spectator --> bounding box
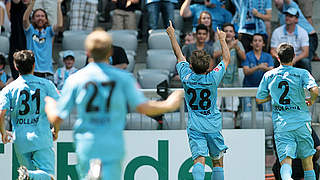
[0,0,10,33]
[0,54,13,89]
[274,0,317,72]
[69,0,98,31]
[242,33,273,112]
[33,0,57,25]
[270,7,310,72]
[111,0,139,30]
[23,0,64,81]
[197,11,215,46]
[214,23,245,128]
[54,50,78,90]
[272,127,320,180]
[182,24,214,65]
[233,0,272,53]
[180,0,232,33]
[145,0,177,30]
[9,0,28,80]
[109,45,129,69]
[183,32,195,45]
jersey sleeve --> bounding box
[176,61,192,80]
[242,53,250,67]
[266,53,274,67]
[208,60,226,84]
[0,87,10,110]
[123,74,147,111]
[256,74,270,100]
[56,78,76,119]
[47,80,60,100]
[302,70,318,90]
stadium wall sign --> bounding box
[0,129,265,180]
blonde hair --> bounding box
[85,28,112,62]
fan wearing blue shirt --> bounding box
[45,29,184,180]
[167,20,230,180]
[0,50,60,180]
[242,33,273,111]
[256,43,319,180]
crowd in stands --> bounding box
[0,0,318,111]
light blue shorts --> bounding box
[14,146,55,175]
[187,128,228,160]
[274,123,316,163]
[77,157,122,180]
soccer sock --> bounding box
[28,170,52,180]
[304,170,316,180]
[192,162,205,180]
[211,167,224,180]
[280,163,292,180]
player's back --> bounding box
[264,65,316,132]
[60,62,146,161]
[178,61,226,133]
[0,74,59,153]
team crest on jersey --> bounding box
[213,65,222,72]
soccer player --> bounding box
[0,50,60,180]
[256,43,319,180]
[167,20,230,180]
[44,29,184,180]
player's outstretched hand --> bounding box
[216,27,226,41]
[51,128,58,141]
[305,97,314,106]
[1,130,12,144]
[166,20,175,38]
[166,90,184,111]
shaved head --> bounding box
[85,29,112,62]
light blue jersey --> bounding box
[177,61,226,133]
[24,24,55,74]
[256,65,317,132]
[56,62,147,163]
[0,75,59,153]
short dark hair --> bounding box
[222,23,235,32]
[13,50,35,75]
[196,24,208,33]
[277,43,295,64]
[0,54,5,66]
[252,33,266,43]
[190,50,211,74]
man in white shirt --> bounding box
[270,7,310,72]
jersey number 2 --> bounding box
[278,81,290,105]
[85,81,116,112]
[19,89,40,115]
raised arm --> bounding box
[136,90,184,116]
[216,28,230,69]
[180,0,192,18]
[23,0,35,30]
[53,0,64,32]
[167,20,186,63]
[252,9,272,21]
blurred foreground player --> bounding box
[0,50,60,180]
[45,29,184,180]
[256,43,319,180]
[167,20,230,180]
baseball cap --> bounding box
[63,50,75,59]
[284,7,299,17]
